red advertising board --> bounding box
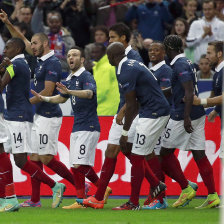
[12,116,222,196]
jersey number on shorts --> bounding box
[39,134,48,144]
[13,133,22,143]
[80,145,86,155]
[136,134,146,145]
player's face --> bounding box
[203,2,215,20]
[67,49,83,72]
[174,20,185,36]
[109,31,122,44]
[206,45,218,67]
[95,30,108,43]
[199,58,211,73]
[3,41,17,59]
[148,43,165,64]
[31,36,45,57]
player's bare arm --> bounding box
[162,86,172,98]
[120,90,138,154]
[31,89,67,104]
[30,81,56,104]
[56,82,93,99]
[182,81,194,133]
[0,9,32,55]
[192,95,223,107]
[0,58,13,92]
[116,104,126,125]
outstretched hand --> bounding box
[31,89,44,101]
[56,82,69,95]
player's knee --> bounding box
[73,164,80,169]
[14,154,27,169]
[0,143,4,154]
[192,150,206,161]
[40,155,54,165]
[105,145,120,158]
[160,147,174,157]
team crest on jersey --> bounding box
[76,81,79,86]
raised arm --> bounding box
[0,9,33,55]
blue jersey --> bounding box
[0,94,4,113]
[33,51,62,118]
[61,68,100,133]
[117,57,170,118]
[170,54,205,121]
[212,63,223,117]
[117,46,143,113]
[151,61,172,106]
[4,54,33,122]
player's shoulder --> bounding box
[160,64,172,72]
[81,70,95,82]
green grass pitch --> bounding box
[0,198,219,224]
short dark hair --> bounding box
[93,25,109,39]
[150,41,165,51]
[33,33,49,44]
[163,35,183,53]
[93,43,106,53]
[9,37,26,53]
[200,54,208,60]
[208,41,224,55]
[109,23,131,43]
[203,0,216,8]
[69,46,85,58]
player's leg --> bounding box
[37,116,75,187]
[63,131,100,209]
[113,116,169,210]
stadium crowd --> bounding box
[0,0,223,212]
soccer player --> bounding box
[142,41,173,210]
[0,10,78,207]
[31,47,109,209]
[78,42,169,210]
[0,62,19,212]
[160,35,220,208]
[206,41,223,122]
[0,38,65,210]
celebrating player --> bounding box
[160,35,220,208]
[0,38,65,210]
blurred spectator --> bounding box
[91,0,128,28]
[197,54,214,79]
[181,0,198,25]
[215,0,224,21]
[186,0,224,64]
[10,3,32,24]
[31,5,75,72]
[91,43,119,115]
[171,17,194,62]
[84,25,109,71]
[168,0,183,19]
[60,0,91,48]
[125,0,173,41]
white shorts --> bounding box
[69,131,100,167]
[31,114,62,155]
[0,114,8,143]
[132,115,170,156]
[108,115,138,145]
[4,120,32,154]
[161,116,206,151]
[153,129,165,156]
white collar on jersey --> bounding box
[170,53,185,65]
[215,61,224,72]
[11,54,25,62]
[125,45,132,55]
[66,67,85,81]
[117,56,128,75]
[150,60,166,71]
[38,50,54,61]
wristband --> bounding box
[200,98,207,106]
[122,129,128,136]
[42,96,50,102]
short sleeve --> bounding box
[175,63,193,83]
[159,68,172,88]
[45,60,62,83]
[82,75,96,94]
[119,69,136,94]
